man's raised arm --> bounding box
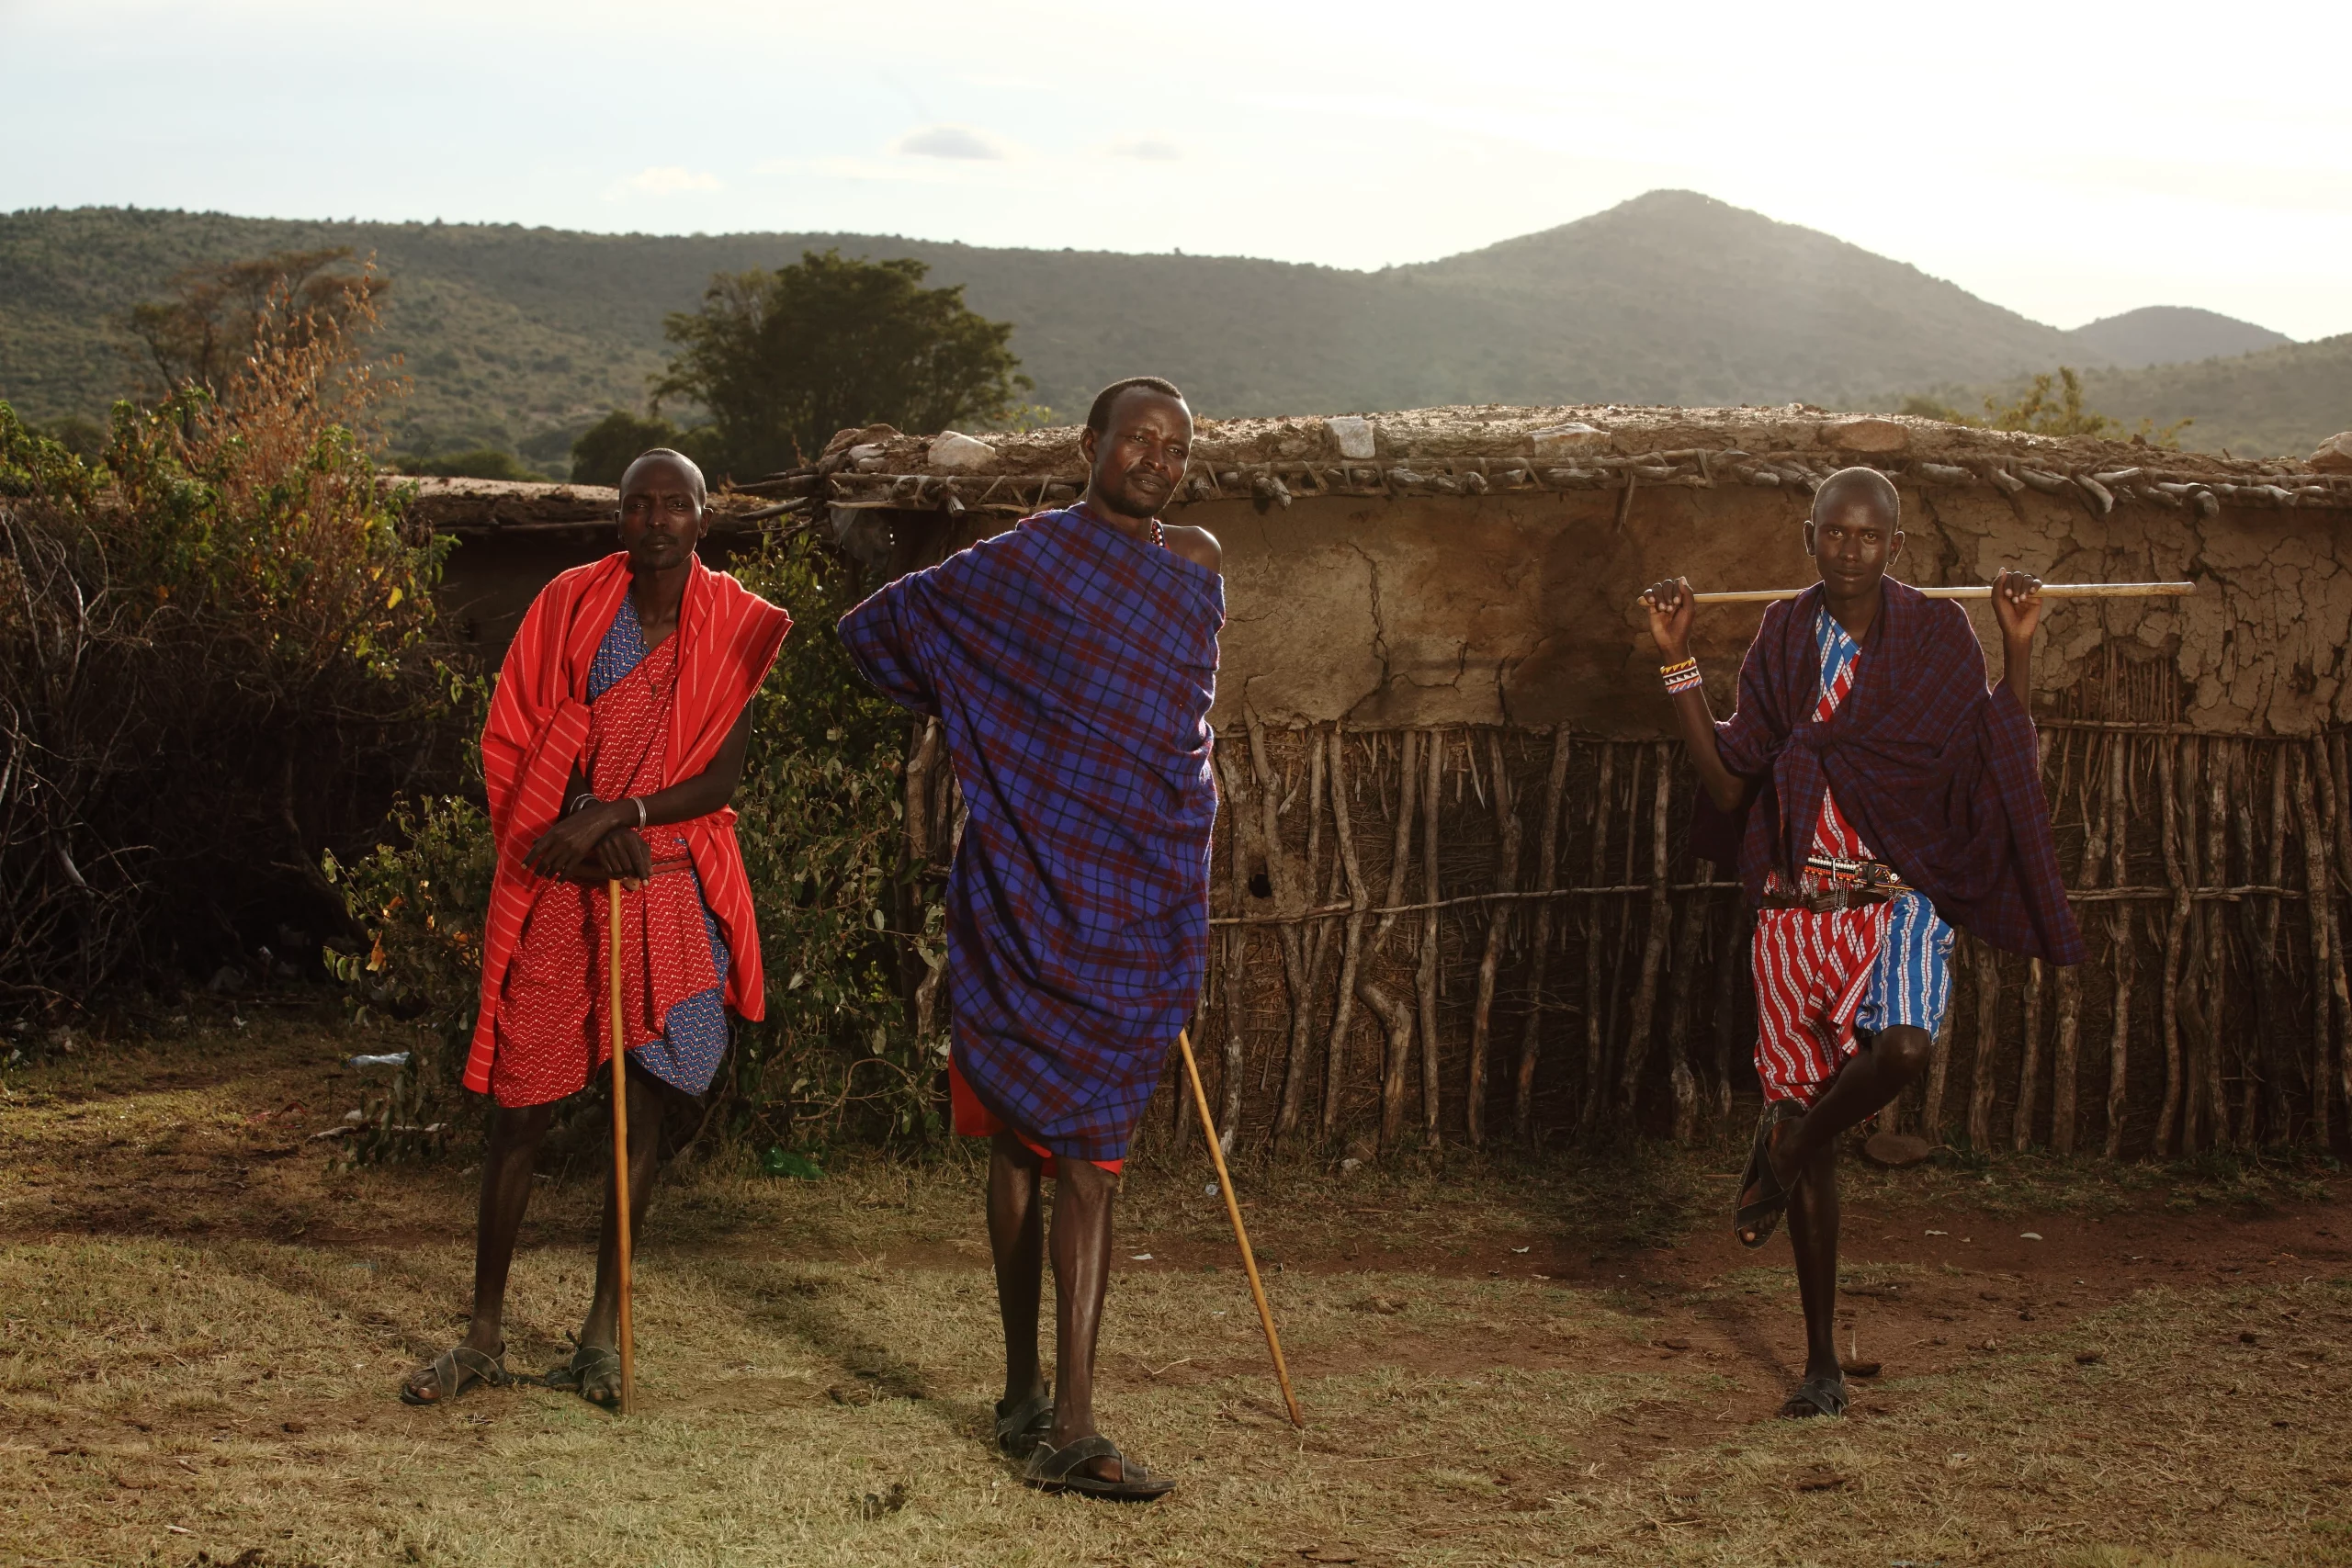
[1639,576,1752,815]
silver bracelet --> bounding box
[569,792,599,817]
[630,796,647,829]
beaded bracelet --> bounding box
[1661,657,1704,695]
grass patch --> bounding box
[2,1011,2348,1566]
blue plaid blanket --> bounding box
[838,506,1224,1161]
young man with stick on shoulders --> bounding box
[401,449,791,1410]
[1639,466,2085,1419]
[838,378,1222,1500]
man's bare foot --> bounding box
[1779,1368,1849,1419]
[548,1341,624,1409]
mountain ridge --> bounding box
[0,193,2327,464]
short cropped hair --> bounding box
[1086,377,1187,434]
[1812,466,1899,525]
[622,447,707,505]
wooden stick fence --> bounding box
[1153,716,2352,1163]
[894,665,2352,1163]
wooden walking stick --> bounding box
[606,880,637,1417]
[1643,581,2196,606]
[1176,1028,1304,1428]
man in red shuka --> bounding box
[401,449,790,1410]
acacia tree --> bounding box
[127,247,390,405]
[652,250,1030,479]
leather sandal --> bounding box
[1023,1434,1176,1501]
[399,1343,509,1406]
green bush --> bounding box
[332,528,945,1156]
[726,529,944,1150]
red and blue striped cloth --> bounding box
[1753,609,1956,1104]
[839,505,1224,1163]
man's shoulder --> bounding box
[536,553,624,602]
[1163,523,1221,574]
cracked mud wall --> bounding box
[1193,487,2352,734]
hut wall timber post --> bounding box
[679,407,2352,1162]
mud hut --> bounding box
[425,407,2352,1162]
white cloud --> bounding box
[1109,137,1182,162]
[609,165,722,198]
[894,124,1009,161]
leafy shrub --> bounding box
[725,529,944,1150]
[1899,367,2191,447]
[0,277,460,1013]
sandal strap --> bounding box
[1789,1376,1848,1416]
[1028,1433,1122,1483]
[409,1342,506,1403]
[996,1392,1054,1445]
[541,1344,620,1391]
[996,1391,1052,1430]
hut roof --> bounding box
[389,475,777,535]
[742,405,2352,524]
[397,406,2352,532]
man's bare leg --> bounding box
[1783,1139,1843,1384]
[1759,1026,1933,1410]
[1048,1157,1120,1478]
[576,1060,670,1390]
[401,1100,555,1400]
[987,1132,1048,1411]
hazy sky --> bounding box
[6,0,2347,339]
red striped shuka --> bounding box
[463,552,791,1102]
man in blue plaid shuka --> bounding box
[838,377,1221,1501]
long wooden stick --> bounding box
[1175,1028,1304,1428]
[1651,581,2195,605]
[606,881,636,1418]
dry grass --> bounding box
[3,1009,2350,1567]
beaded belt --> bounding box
[1760,853,1908,912]
[1803,852,1907,891]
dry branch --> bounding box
[1967,939,2001,1150]
[1577,744,1618,1134]
[2292,749,2337,1145]
[1321,723,1370,1138]
[2104,732,2135,1159]
[1617,741,1674,1113]
[2155,737,2188,1154]
[1416,730,1443,1150]
[1464,730,1519,1146]
[1374,730,1419,1148]
[1514,727,1571,1142]
[2014,957,2045,1150]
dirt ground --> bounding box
[4,1008,2349,1568]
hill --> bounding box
[2064,306,2291,369]
[0,193,2332,467]
[2072,335,2352,458]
